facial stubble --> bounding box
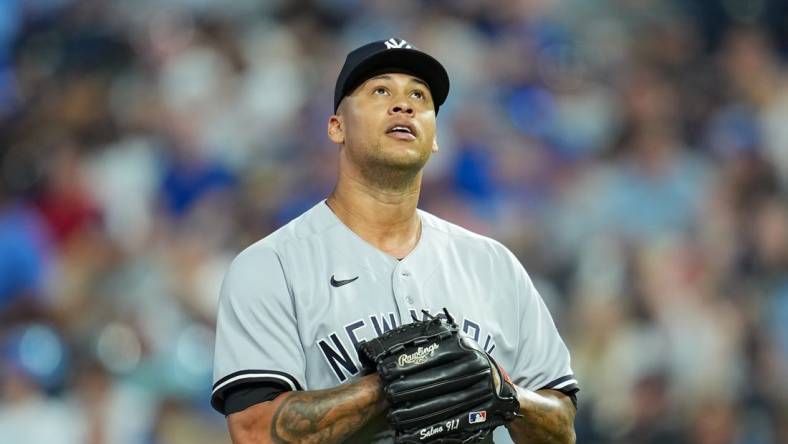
[352,140,430,191]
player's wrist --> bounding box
[509,381,526,411]
[358,373,389,410]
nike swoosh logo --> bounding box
[330,275,358,288]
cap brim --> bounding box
[338,48,449,112]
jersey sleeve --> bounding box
[211,245,306,415]
[508,255,579,398]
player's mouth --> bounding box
[386,123,417,141]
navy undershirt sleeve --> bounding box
[223,383,286,416]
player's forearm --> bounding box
[506,388,576,444]
[263,373,386,444]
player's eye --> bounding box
[373,87,389,96]
[411,90,425,100]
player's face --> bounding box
[330,73,438,175]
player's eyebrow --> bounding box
[367,74,430,90]
[410,77,429,90]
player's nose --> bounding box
[389,99,414,116]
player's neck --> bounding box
[327,174,422,259]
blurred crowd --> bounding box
[1,0,787,443]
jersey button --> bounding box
[401,270,411,277]
[405,296,414,304]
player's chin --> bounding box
[381,138,429,156]
[374,151,430,172]
[383,145,430,166]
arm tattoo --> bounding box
[508,389,576,444]
[271,378,384,444]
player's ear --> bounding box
[327,114,344,144]
[432,135,439,153]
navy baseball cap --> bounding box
[334,38,450,114]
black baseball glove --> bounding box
[357,309,521,443]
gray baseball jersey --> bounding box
[211,200,577,443]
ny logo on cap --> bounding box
[384,38,413,49]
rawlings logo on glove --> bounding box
[398,343,440,367]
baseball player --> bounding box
[211,38,578,443]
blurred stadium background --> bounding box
[1,0,787,443]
